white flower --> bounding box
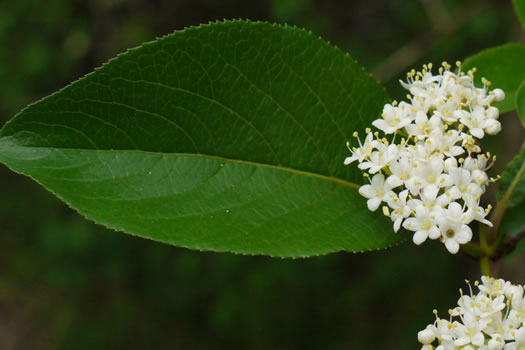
[358,174,395,211]
[419,278,525,349]
[447,167,482,200]
[358,142,398,174]
[405,156,451,195]
[454,311,486,347]
[388,189,411,232]
[458,108,487,139]
[426,129,465,157]
[405,112,443,138]
[479,276,511,297]
[488,334,504,350]
[472,169,490,188]
[460,133,482,153]
[372,103,412,134]
[437,202,473,254]
[344,132,377,165]
[503,327,525,350]
[344,61,503,253]
[464,200,492,227]
[402,205,441,245]
[463,154,491,172]
[387,157,414,187]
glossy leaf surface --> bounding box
[463,43,525,113]
[0,21,402,257]
[500,144,525,208]
[517,80,525,127]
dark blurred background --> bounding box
[0,0,524,349]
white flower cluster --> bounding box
[344,62,505,254]
[418,277,525,350]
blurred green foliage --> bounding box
[0,0,522,349]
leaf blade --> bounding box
[499,143,525,208]
[0,20,402,257]
[517,80,525,127]
[0,138,400,257]
[462,43,525,113]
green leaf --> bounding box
[0,20,402,257]
[514,0,525,29]
[517,80,525,127]
[462,43,525,113]
[499,143,525,208]
[500,202,525,235]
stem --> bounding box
[479,223,489,251]
[512,227,525,243]
[461,242,485,259]
[480,256,491,276]
[478,224,493,276]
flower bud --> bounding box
[485,119,501,135]
[417,327,435,344]
[486,106,499,120]
[492,88,505,102]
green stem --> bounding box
[461,242,485,260]
[480,256,491,276]
[478,224,493,276]
[479,223,489,251]
[461,242,485,258]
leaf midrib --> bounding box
[0,141,361,189]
